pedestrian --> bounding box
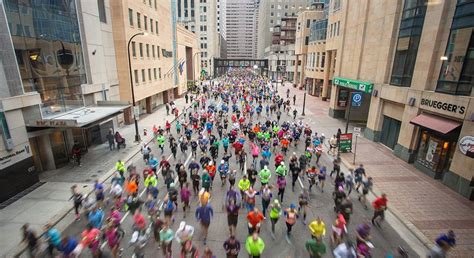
[180,182,191,217]
[166,103,170,115]
[277,175,287,202]
[21,224,38,258]
[309,216,326,240]
[87,206,104,229]
[244,187,257,212]
[185,93,189,103]
[70,185,83,221]
[358,176,373,209]
[293,108,297,120]
[104,223,121,258]
[293,94,296,105]
[106,128,115,150]
[195,202,214,245]
[371,193,388,227]
[284,203,298,237]
[333,240,357,258]
[305,236,327,258]
[247,207,265,235]
[225,186,241,236]
[245,232,265,258]
[260,184,272,218]
[180,240,199,257]
[298,189,309,224]
[174,221,195,247]
[44,223,61,256]
[345,170,354,195]
[269,199,281,237]
[159,222,174,257]
[354,164,366,192]
[223,234,241,258]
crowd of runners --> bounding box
[20,69,456,258]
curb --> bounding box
[12,94,201,257]
[338,154,434,251]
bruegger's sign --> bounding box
[420,98,466,115]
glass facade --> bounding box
[416,130,456,174]
[4,0,86,117]
[390,0,427,87]
[436,0,474,96]
[309,19,327,42]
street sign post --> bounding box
[353,133,359,164]
[345,92,363,133]
[339,133,353,153]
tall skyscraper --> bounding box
[257,0,314,59]
[176,0,221,76]
[221,0,259,59]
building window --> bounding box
[305,36,309,45]
[146,44,149,57]
[156,21,159,34]
[306,19,310,28]
[321,53,325,68]
[137,12,141,28]
[178,0,181,17]
[152,45,155,58]
[128,9,133,26]
[134,70,139,83]
[144,16,147,30]
[154,68,157,79]
[390,0,427,87]
[157,46,160,58]
[149,0,152,6]
[98,0,106,23]
[154,0,157,9]
[132,41,136,57]
[148,69,152,81]
[436,0,474,96]
[139,43,143,57]
[142,69,146,82]
[150,18,153,32]
[159,68,162,79]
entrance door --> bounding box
[380,116,401,149]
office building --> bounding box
[327,0,474,199]
[294,4,327,95]
[110,0,199,124]
[221,0,259,59]
[0,0,127,202]
[176,0,221,77]
[257,0,314,59]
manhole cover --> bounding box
[84,179,92,182]
[97,170,103,173]
[91,175,97,178]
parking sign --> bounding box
[351,92,362,107]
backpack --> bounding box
[164,200,174,212]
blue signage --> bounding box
[351,92,362,107]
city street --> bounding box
[56,80,417,258]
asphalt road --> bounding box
[57,92,416,258]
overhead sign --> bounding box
[29,119,78,127]
[339,133,353,153]
[351,92,362,107]
[333,77,373,94]
[459,136,474,157]
[354,127,361,133]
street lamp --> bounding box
[302,83,307,116]
[192,51,202,90]
[127,32,147,142]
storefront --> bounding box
[331,77,373,121]
[410,113,461,179]
[27,106,127,172]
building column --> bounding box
[299,54,306,89]
[37,134,56,171]
[293,55,299,86]
[322,50,332,100]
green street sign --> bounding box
[333,77,373,94]
[339,133,353,153]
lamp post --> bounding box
[127,32,147,142]
[302,83,307,116]
[276,51,280,93]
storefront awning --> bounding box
[27,106,129,128]
[333,77,373,94]
[410,113,461,134]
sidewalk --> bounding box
[0,93,193,257]
[284,82,474,257]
